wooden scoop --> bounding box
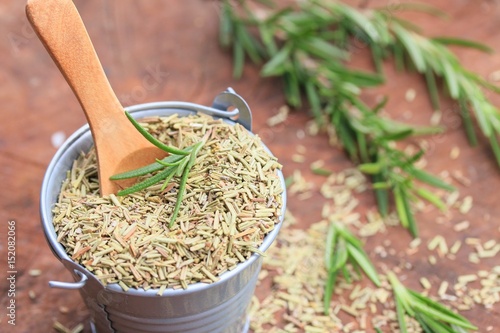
[26,0,166,195]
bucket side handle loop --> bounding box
[49,269,87,289]
[212,87,253,132]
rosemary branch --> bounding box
[388,272,478,333]
[324,222,380,313]
[218,1,483,330]
[110,112,205,227]
[215,0,500,237]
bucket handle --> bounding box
[211,87,252,132]
[49,269,87,289]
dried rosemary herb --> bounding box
[52,113,283,291]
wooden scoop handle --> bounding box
[26,0,124,134]
[27,0,165,195]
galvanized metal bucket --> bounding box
[40,89,286,333]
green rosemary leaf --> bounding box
[393,26,426,72]
[283,70,301,107]
[385,2,447,18]
[323,269,338,314]
[458,95,478,146]
[411,301,477,330]
[393,41,406,71]
[235,23,263,64]
[372,181,390,190]
[403,149,425,167]
[396,2,449,18]
[323,64,384,87]
[258,23,278,55]
[328,3,379,41]
[432,37,493,53]
[175,156,189,177]
[116,166,176,196]
[261,45,291,76]
[465,88,487,129]
[425,67,441,111]
[463,71,500,93]
[324,222,337,270]
[169,173,187,227]
[414,187,446,211]
[416,313,454,333]
[415,313,435,333]
[373,177,389,217]
[219,1,233,47]
[298,37,348,61]
[400,185,418,237]
[332,111,358,161]
[311,167,332,176]
[376,128,414,142]
[389,16,423,34]
[407,167,456,191]
[110,154,185,180]
[356,132,369,163]
[488,133,500,168]
[305,80,323,124]
[389,272,477,332]
[160,166,178,191]
[442,60,460,99]
[387,272,413,315]
[323,222,380,312]
[345,243,381,286]
[341,264,351,284]
[373,96,388,114]
[394,185,410,229]
[169,142,203,227]
[395,293,409,333]
[333,238,349,273]
[371,44,384,74]
[408,290,474,325]
[124,112,190,156]
[374,328,383,333]
[233,38,245,78]
[451,324,471,333]
[336,225,362,249]
[358,162,383,174]
[155,158,183,167]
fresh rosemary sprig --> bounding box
[326,1,500,163]
[110,112,204,227]
[218,2,485,330]
[388,272,478,333]
[216,0,500,236]
[324,222,380,313]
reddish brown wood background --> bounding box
[0,0,499,332]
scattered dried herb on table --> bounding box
[52,113,284,292]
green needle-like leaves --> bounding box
[218,0,464,238]
[323,222,381,314]
[388,272,478,332]
[110,112,204,227]
[125,112,190,156]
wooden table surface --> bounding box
[1,0,499,332]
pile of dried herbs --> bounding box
[52,113,284,292]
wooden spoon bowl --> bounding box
[26,0,166,195]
